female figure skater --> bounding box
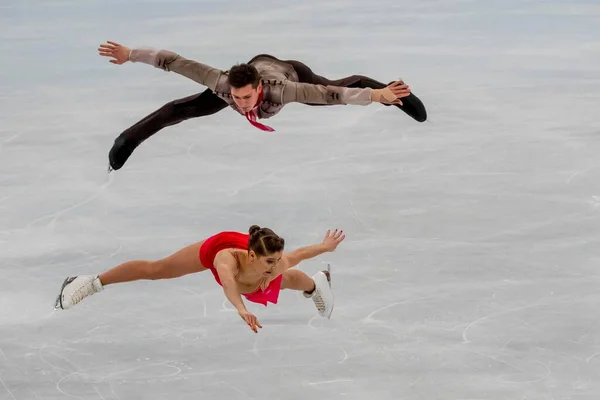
[54,226,344,333]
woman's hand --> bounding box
[238,310,262,333]
[322,229,346,252]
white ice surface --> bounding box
[2,0,600,399]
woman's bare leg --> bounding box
[281,269,316,292]
[55,241,208,310]
[100,241,207,286]
[281,268,334,318]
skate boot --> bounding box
[303,264,334,319]
[54,275,104,310]
[108,135,138,172]
[383,80,427,122]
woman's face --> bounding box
[250,250,283,277]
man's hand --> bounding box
[371,80,412,105]
[98,41,131,65]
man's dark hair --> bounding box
[227,63,260,89]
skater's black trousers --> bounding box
[279,57,427,122]
[108,55,427,170]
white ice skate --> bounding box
[54,275,104,310]
[304,264,334,319]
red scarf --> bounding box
[244,88,275,132]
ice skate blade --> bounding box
[53,276,74,310]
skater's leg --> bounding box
[281,269,315,292]
[282,58,384,88]
[55,241,208,310]
[109,89,229,170]
[99,241,207,286]
[284,59,427,122]
[281,268,334,318]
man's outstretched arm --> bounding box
[98,41,223,92]
[280,80,411,106]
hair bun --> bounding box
[248,225,261,236]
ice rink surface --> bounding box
[2,0,600,398]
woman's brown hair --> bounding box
[248,225,285,256]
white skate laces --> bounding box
[304,264,334,319]
[54,275,104,310]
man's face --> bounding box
[231,83,262,113]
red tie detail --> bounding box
[243,88,275,132]
[245,110,275,132]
